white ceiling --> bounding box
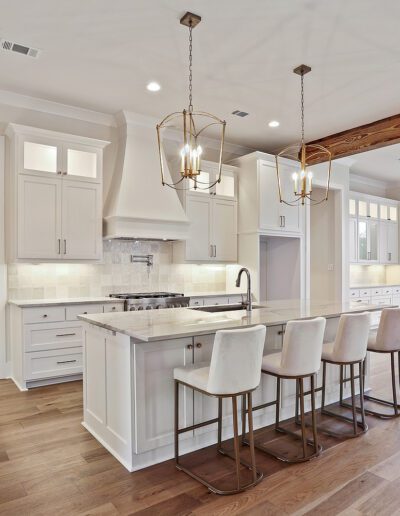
[349,144,400,183]
[1,0,400,152]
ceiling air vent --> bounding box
[1,39,40,58]
[232,110,249,117]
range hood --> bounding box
[103,111,189,240]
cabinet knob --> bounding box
[196,342,202,348]
[187,344,194,350]
[42,314,48,318]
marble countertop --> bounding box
[185,291,246,298]
[8,297,125,307]
[350,284,400,289]
[78,299,391,342]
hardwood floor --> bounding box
[0,354,399,515]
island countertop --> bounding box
[78,299,391,342]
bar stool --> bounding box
[243,317,326,463]
[319,312,370,438]
[174,325,266,495]
[362,307,400,418]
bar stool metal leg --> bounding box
[175,380,263,495]
[320,360,368,438]
[353,351,400,419]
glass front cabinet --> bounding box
[349,193,399,264]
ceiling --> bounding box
[349,143,400,183]
[1,0,400,152]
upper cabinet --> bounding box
[173,161,238,262]
[349,192,399,265]
[233,152,304,236]
[6,124,109,263]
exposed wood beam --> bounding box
[307,113,400,163]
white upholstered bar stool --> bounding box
[244,317,326,463]
[319,312,370,438]
[174,325,266,495]
[362,308,400,418]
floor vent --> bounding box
[232,110,249,117]
[1,39,40,58]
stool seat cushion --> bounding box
[261,352,283,376]
[174,362,210,392]
[321,342,335,361]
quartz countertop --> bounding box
[350,284,400,289]
[8,297,125,307]
[78,299,392,343]
[185,291,246,298]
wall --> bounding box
[8,240,229,300]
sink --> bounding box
[190,304,263,313]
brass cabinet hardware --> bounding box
[57,238,61,254]
[64,239,67,255]
[57,359,77,364]
[56,333,76,337]
[187,344,194,350]
[196,342,202,348]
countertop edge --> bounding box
[8,298,125,307]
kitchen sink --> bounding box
[190,304,263,313]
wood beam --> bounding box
[307,113,400,163]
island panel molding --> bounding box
[308,113,400,163]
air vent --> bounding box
[232,110,249,117]
[1,39,40,58]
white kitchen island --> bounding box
[78,300,389,472]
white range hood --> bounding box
[104,111,189,240]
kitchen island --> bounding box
[78,300,389,472]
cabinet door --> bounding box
[185,195,212,261]
[61,180,102,260]
[278,164,301,233]
[349,218,358,263]
[134,338,193,453]
[17,175,62,259]
[212,199,237,261]
[368,220,379,262]
[21,137,62,176]
[63,143,101,183]
[387,223,398,263]
[358,219,368,261]
[379,222,389,264]
[258,161,280,231]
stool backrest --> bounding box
[281,317,326,376]
[332,312,370,362]
[207,325,266,395]
[375,307,400,351]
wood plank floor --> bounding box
[0,353,399,515]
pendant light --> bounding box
[156,12,226,191]
[275,65,332,206]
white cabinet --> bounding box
[17,175,62,259]
[62,180,102,260]
[6,124,109,262]
[380,222,399,264]
[175,193,237,262]
[349,192,399,265]
[188,161,237,200]
[258,160,302,234]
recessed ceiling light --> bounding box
[268,120,280,128]
[147,82,161,92]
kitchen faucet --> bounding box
[235,268,252,311]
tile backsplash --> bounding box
[8,240,229,300]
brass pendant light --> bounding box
[156,12,226,191]
[275,65,332,206]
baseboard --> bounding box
[9,376,27,391]
[26,374,82,389]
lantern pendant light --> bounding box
[156,12,226,191]
[275,65,332,206]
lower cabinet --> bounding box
[9,301,123,389]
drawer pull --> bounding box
[277,330,285,335]
[196,342,202,348]
[42,314,48,318]
[56,333,77,337]
[187,344,194,350]
[56,359,77,365]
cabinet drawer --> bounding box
[351,297,370,305]
[204,296,229,306]
[372,296,391,306]
[349,289,360,298]
[66,304,103,321]
[360,289,372,298]
[189,298,204,307]
[24,323,82,352]
[228,295,244,304]
[23,306,66,324]
[371,288,383,296]
[382,287,393,295]
[103,303,124,313]
[24,347,82,381]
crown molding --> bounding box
[0,89,116,127]
[350,172,389,189]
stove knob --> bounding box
[137,306,144,311]
[146,305,152,310]
[129,307,136,311]
[156,305,162,309]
